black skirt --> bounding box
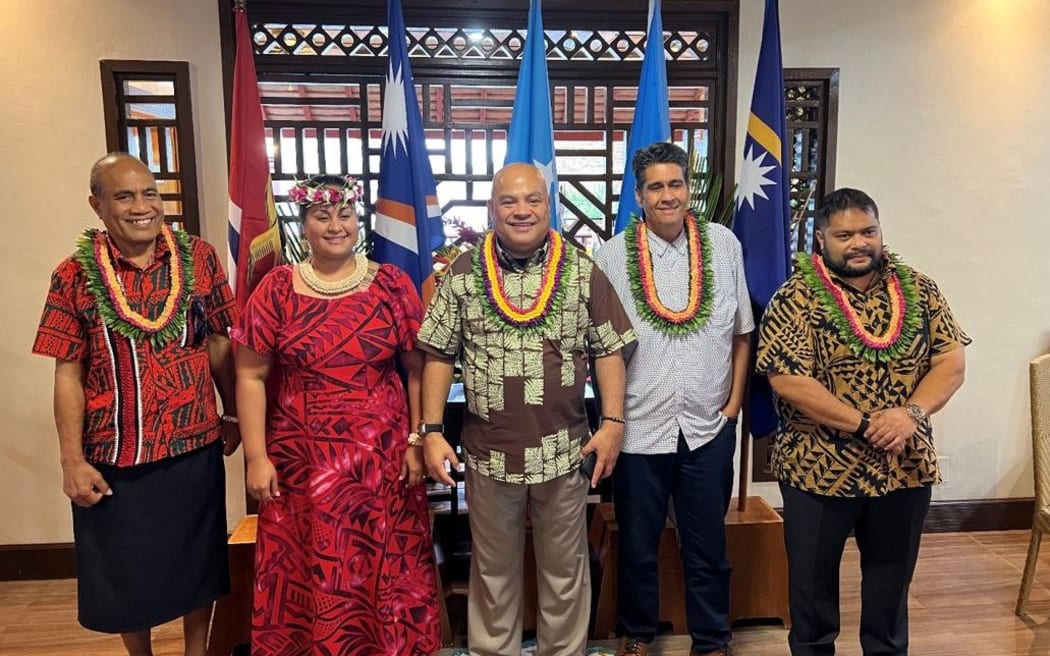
[72,441,230,633]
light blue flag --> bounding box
[614,0,670,234]
[505,0,560,229]
[732,0,791,437]
[374,0,445,305]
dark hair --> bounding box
[632,142,688,191]
[815,187,879,230]
[89,152,140,196]
[297,173,357,221]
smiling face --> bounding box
[302,198,359,263]
[636,161,689,240]
[88,156,165,256]
[816,207,884,279]
[488,163,550,258]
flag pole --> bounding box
[737,372,753,512]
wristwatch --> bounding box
[418,421,445,435]
[904,403,928,423]
[852,413,870,439]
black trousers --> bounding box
[613,422,736,652]
[780,482,932,656]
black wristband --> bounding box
[852,414,870,439]
[418,422,445,435]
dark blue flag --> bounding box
[733,0,791,437]
[374,0,445,305]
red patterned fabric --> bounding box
[32,233,237,466]
[235,264,439,656]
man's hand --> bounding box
[62,460,111,507]
[221,421,241,456]
[423,434,460,487]
[865,407,918,454]
[401,446,426,487]
[581,423,624,488]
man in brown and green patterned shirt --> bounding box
[418,163,636,656]
[756,188,969,656]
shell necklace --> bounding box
[297,254,369,296]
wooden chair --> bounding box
[1017,353,1050,615]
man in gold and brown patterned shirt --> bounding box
[418,163,636,656]
[756,188,969,656]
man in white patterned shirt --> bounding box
[594,142,753,656]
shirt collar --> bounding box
[494,233,550,272]
[644,223,688,258]
[104,230,172,269]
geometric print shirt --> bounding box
[32,232,237,467]
[416,234,637,484]
[755,258,970,497]
[594,222,754,454]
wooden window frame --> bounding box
[100,60,202,236]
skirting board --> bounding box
[0,497,1036,581]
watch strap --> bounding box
[418,421,445,435]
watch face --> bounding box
[906,405,924,421]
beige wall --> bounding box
[1,0,243,544]
[2,0,1049,544]
[739,0,1050,506]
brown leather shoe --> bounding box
[616,636,650,656]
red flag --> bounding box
[227,6,280,308]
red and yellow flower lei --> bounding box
[796,251,921,362]
[474,230,569,333]
[75,225,195,347]
[624,213,714,336]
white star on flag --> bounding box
[533,158,555,188]
[381,65,409,154]
[735,145,778,211]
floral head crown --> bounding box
[287,175,364,208]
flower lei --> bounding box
[74,225,195,347]
[796,251,922,362]
[287,175,364,207]
[624,213,714,336]
[473,230,571,334]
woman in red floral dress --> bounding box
[234,174,439,656]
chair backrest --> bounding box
[1030,354,1050,509]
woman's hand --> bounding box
[246,456,280,502]
[401,445,426,487]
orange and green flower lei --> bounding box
[796,251,921,362]
[624,213,714,336]
[75,225,195,347]
[474,230,570,334]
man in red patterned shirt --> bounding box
[32,153,240,656]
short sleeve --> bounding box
[416,253,468,359]
[729,235,755,335]
[755,279,815,377]
[585,259,637,357]
[193,239,238,335]
[377,265,423,353]
[32,260,87,362]
[920,274,971,355]
[231,267,288,357]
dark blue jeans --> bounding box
[613,421,737,652]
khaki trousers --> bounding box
[466,469,591,656]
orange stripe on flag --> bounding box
[421,273,436,309]
[747,112,782,164]
[375,198,417,225]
